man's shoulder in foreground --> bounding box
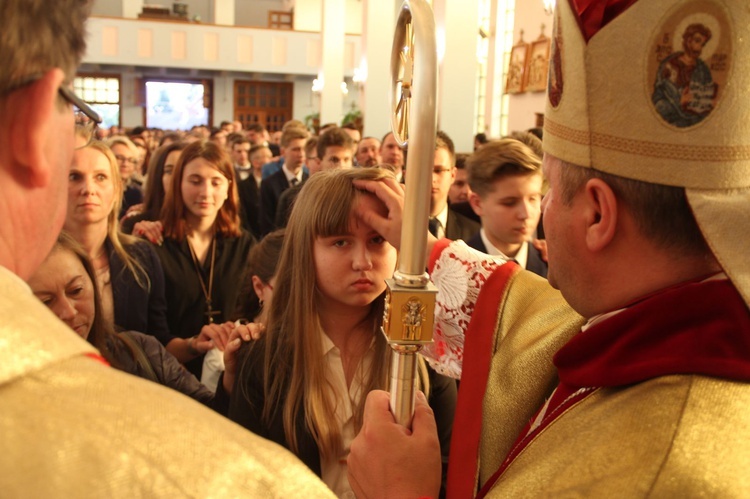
[0,271,333,498]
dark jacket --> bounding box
[466,233,548,278]
[229,339,456,483]
[153,232,255,378]
[274,182,304,229]
[445,208,481,242]
[111,331,214,405]
[259,169,308,236]
[109,239,173,347]
[236,175,262,241]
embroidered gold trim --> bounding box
[545,118,750,162]
[545,118,590,146]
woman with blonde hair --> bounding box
[107,135,143,216]
[229,167,455,497]
[154,140,254,378]
[64,133,172,347]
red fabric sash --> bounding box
[445,262,520,499]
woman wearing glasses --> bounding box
[107,135,143,218]
[63,131,173,349]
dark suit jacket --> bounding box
[259,169,308,236]
[445,208,481,242]
[465,233,548,278]
[449,200,480,224]
[274,182,304,229]
[237,176,261,240]
[109,238,173,346]
[229,339,457,483]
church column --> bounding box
[433,0,480,152]
[359,0,400,138]
[213,0,235,25]
[320,0,346,126]
[122,0,144,19]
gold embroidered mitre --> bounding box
[544,0,750,305]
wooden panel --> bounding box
[204,33,219,62]
[171,31,187,60]
[306,39,321,68]
[237,35,253,64]
[137,29,153,58]
[102,26,118,57]
[271,37,287,66]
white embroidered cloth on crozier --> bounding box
[423,240,508,379]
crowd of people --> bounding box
[3,0,749,497]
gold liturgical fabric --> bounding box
[0,269,335,498]
[475,269,584,488]
[490,377,750,496]
[471,269,750,496]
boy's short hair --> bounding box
[280,126,309,148]
[317,127,354,159]
[506,130,543,160]
[246,123,265,134]
[227,132,246,147]
[435,130,456,167]
[467,138,541,197]
[455,153,469,170]
[249,143,270,158]
[305,136,319,158]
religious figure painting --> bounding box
[649,2,731,128]
[526,36,550,92]
[505,38,529,94]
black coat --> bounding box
[229,339,456,483]
[259,169,308,236]
[153,232,255,377]
[445,208,481,242]
[466,233,548,278]
[236,176,261,240]
[110,239,172,346]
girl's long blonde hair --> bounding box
[240,167,429,457]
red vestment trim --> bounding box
[446,261,520,499]
[428,238,453,274]
[84,352,110,366]
[570,0,640,42]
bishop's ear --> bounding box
[8,68,69,188]
[582,178,618,252]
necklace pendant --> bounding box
[205,300,221,324]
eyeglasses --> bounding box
[115,154,139,166]
[6,73,102,149]
[433,167,453,175]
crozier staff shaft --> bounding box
[385,0,439,429]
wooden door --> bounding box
[234,81,293,132]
